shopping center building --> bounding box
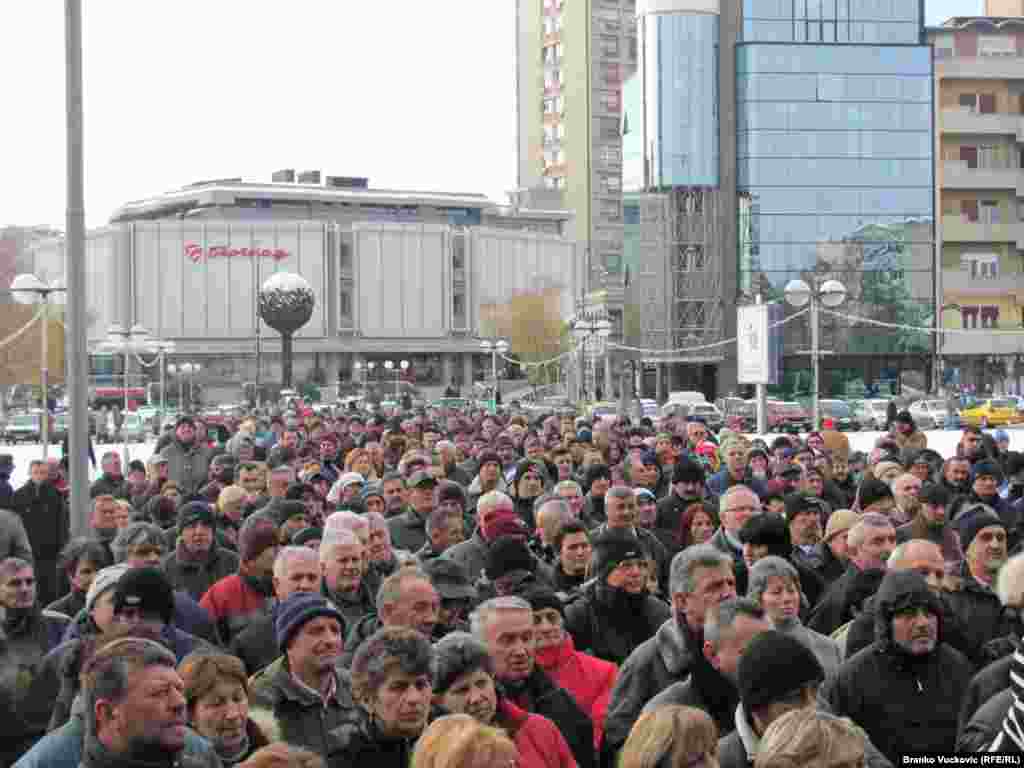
[29,174,582,400]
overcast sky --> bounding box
[0,0,980,229]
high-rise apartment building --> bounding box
[516,0,636,282]
[622,0,934,401]
[930,0,1024,395]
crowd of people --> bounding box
[0,402,1023,768]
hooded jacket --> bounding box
[495,697,578,768]
[821,571,973,763]
[501,667,595,768]
[602,617,697,757]
[161,544,240,603]
[944,562,1021,664]
[642,650,739,738]
[958,652,1013,736]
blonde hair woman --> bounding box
[755,709,866,768]
[412,714,518,768]
[620,706,719,768]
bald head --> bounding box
[888,539,944,593]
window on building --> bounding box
[601,145,621,165]
[599,199,622,221]
[980,93,997,114]
[453,291,466,327]
[599,174,621,194]
[960,145,978,169]
[982,306,1000,328]
[979,35,1016,57]
[339,233,353,271]
[600,91,621,113]
[452,233,466,270]
[959,93,978,112]
[600,35,619,57]
[598,117,619,139]
[962,199,979,222]
[978,145,1003,169]
[981,199,1001,224]
[963,253,999,279]
[339,288,353,323]
[602,61,622,85]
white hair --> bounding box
[324,510,369,543]
[469,596,532,639]
[274,545,319,579]
[998,553,1024,607]
[318,529,362,561]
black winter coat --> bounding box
[12,481,67,561]
[564,581,672,665]
[958,687,1013,752]
[959,653,1012,735]
[230,611,279,676]
[944,572,1021,663]
[161,545,240,602]
[327,710,416,768]
[822,641,972,762]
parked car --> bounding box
[852,398,891,430]
[959,398,1022,428]
[4,412,43,444]
[907,399,951,430]
[819,399,859,431]
[689,401,724,432]
[768,401,812,433]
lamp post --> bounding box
[384,359,410,400]
[95,324,168,461]
[10,274,66,459]
[572,315,612,402]
[783,278,847,432]
[167,360,200,411]
[480,339,509,409]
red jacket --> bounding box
[199,573,273,644]
[497,699,576,768]
[534,634,618,749]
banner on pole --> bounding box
[737,304,782,385]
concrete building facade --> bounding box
[30,176,581,401]
[930,1,1024,394]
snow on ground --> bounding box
[4,427,1024,491]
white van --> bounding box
[667,390,707,405]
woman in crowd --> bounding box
[412,714,518,768]
[432,631,576,768]
[330,626,435,767]
[178,652,274,765]
[755,709,867,768]
[619,706,719,768]
[747,556,841,679]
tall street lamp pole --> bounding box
[480,339,509,410]
[96,324,166,462]
[384,360,410,400]
[784,279,847,431]
[10,274,66,459]
[572,315,612,402]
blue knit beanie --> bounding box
[274,592,345,652]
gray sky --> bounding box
[0,0,980,229]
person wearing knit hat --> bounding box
[291,526,323,549]
[273,591,346,652]
[821,509,859,571]
[872,461,903,486]
[855,477,894,515]
[485,535,539,595]
[85,563,131,632]
[716,629,825,768]
[272,500,310,544]
[562,528,671,666]
[199,516,280,644]
[113,566,177,628]
[515,584,619,751]
[162,500,240,603]
[820,570,971,762]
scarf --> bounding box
[242,572,274,598]
[215,732,251,766]
[175,539,213,565]
[991,648,1024,751]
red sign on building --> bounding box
[185,243,289,263]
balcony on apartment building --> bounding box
[942,327,1024,356]
[942,267,1024,298]
[941,214,1024,247]
[942,159,1019,191]
[936,55,1024,81]
[941,106,1023,138]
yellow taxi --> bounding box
[958,397,1022,428]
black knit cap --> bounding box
[738,629,824,712]
[592,528,647,579]
[176,501,215,534]
[519,585,565,617]
[672,458,706,485]
[485,536,536,581]
[274,500,309,528]
[857,478,893,510]
[113,567,175,625]
[435,480,467,508]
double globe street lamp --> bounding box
[480,339,509,408]
[167,362,202,409]
[783,278,847,432]
[10,273,66,459]
[384,359,410,401]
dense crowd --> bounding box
[1,403,1024,768]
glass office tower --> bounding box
[737,0,935,396]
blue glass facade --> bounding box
[742,0,922,44]
[737,38,935,391]
[623,13,719,190]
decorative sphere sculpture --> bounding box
[258,272,315,389]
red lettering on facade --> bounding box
[184,243,290,262]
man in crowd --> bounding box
[896,483,960,564]
[231,545,321,675]
[709,486,761,594]
[160,416,213,497]
[446,490,528,582]
[12,459,68,606]
[473,595,595,768]
[603,545,737,758]
[249,592,356,757]
[160,501,240,602]
[319,529,374,627]
[89,452,127,500]
[387,470,436,552]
